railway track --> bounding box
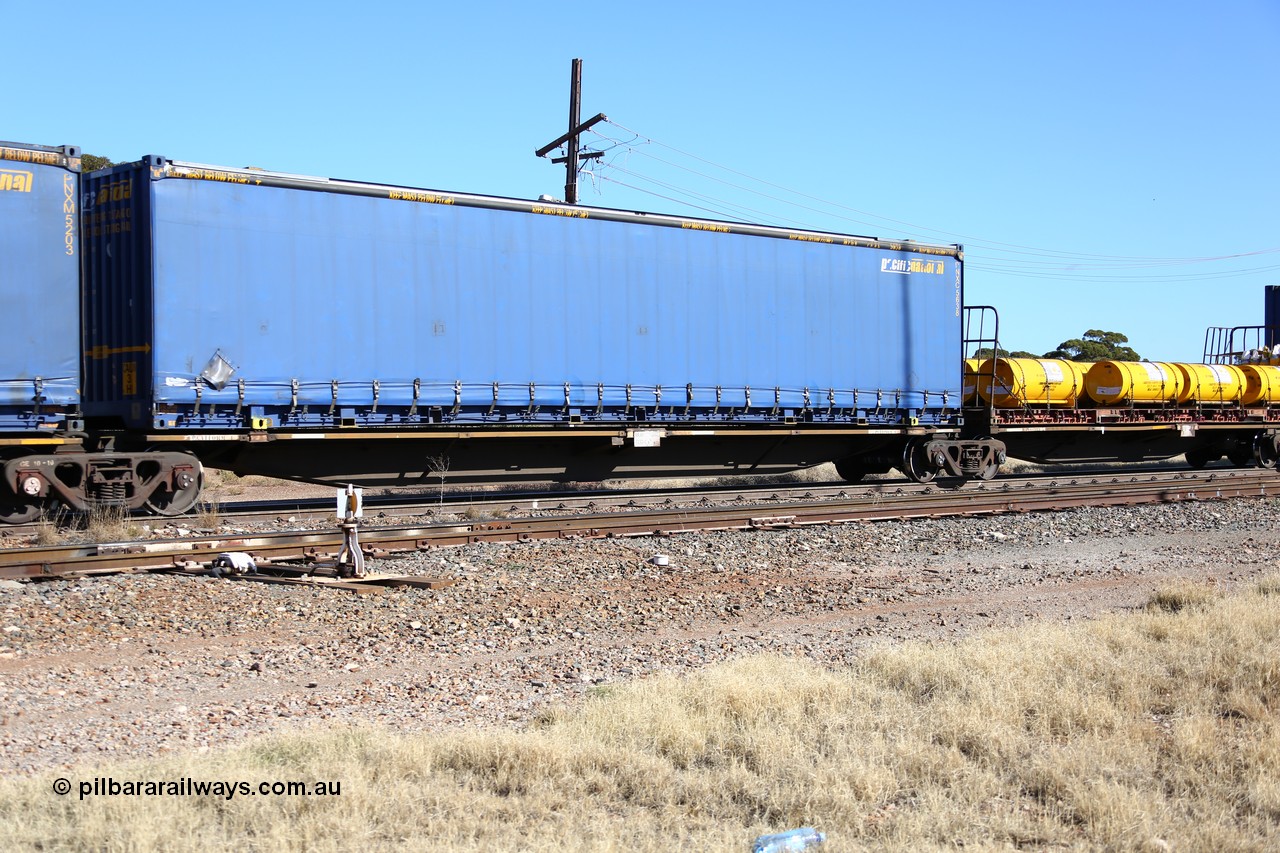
[4,460,1244,534]
[210,462,1261,522]
[0,467,1272,582]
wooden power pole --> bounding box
[535,58,607,204]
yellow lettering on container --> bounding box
[0,147,62,166]
[532,205,588,219]
[122,362,137,397]
[390,190,456,205]
[95,179,133,205]
[0,169,33,192]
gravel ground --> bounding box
[1,495,1277,775]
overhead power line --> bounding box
[581,119,1279,284]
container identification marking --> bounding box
[955,260,962,316]
[122,362,137,397]
[0,169,33,193]
[63,175,76,256]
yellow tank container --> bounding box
[1174,363,1244,404]
[1239,364,1280,405]
[976,357,1086,407]
[962,358,981,405]
[1084,360,1184,405]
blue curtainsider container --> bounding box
[83,158,962,435]
[0,142,82,433]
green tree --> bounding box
[1042,330,1139,362]
[80,154,115,172]
[969,346,1039,360]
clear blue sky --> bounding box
[11,1,1278,362]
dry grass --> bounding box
[4,578,1279,851]
[81,503,147,542]
[201,470,277,498]
[35,503,147,545]
[33,505,72,545]
[194,497,222,529]
[1146,578,1221,613]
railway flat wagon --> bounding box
[961,303,1280,471]
[84,156,988,490]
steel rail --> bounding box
[47,461,1252,532]
[0,468,1272,580]
[187,462,1276,528]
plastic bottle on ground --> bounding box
[750,826,825,852]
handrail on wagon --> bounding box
[1203,325,1280,365]
[962,305,1000,415]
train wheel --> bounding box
[1256,435,1279,470]
[975,456,1000,481]
[833,459,867,483]
[901,439,938,484]
[972,436,1001,481]
[0,500,41,524]
[1184,448,1218,469]
[1227,448,1255,468]
[144,473,203,517]
[1259,438,1280,471]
